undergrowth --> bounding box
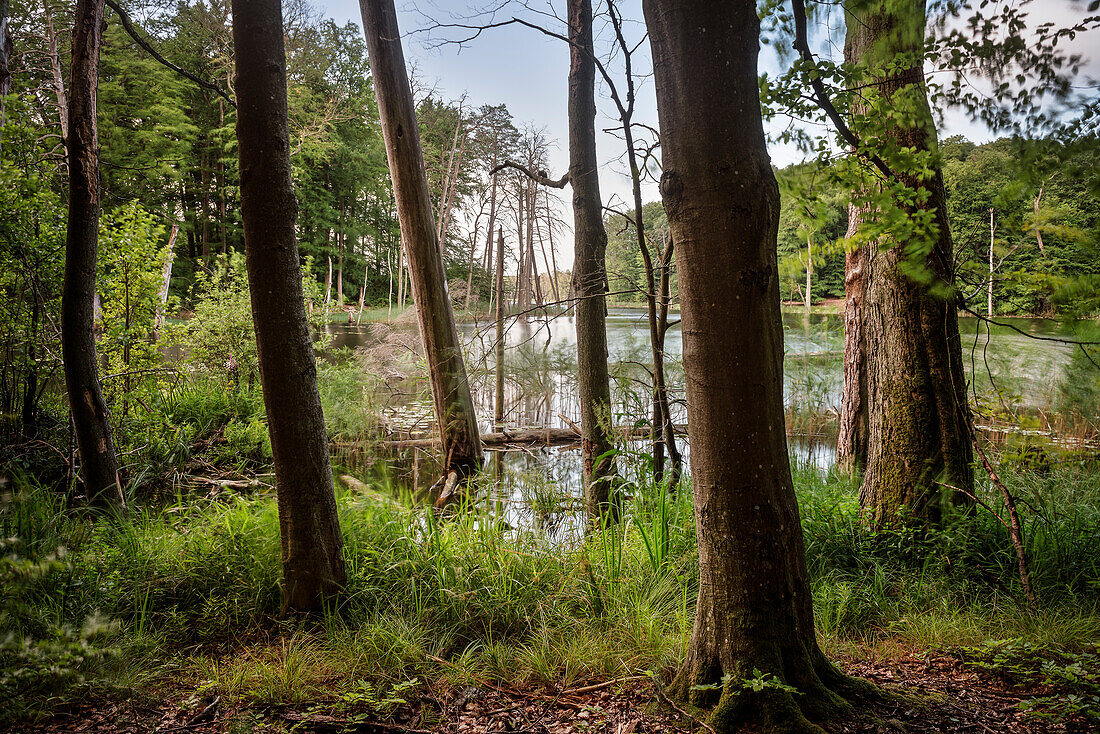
[1,456,1098,725]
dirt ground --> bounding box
[6,652,1086,734]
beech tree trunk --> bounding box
[232,0,346,612]
[568,0,618,520]
[836,205,868,471]
[846,0,974,526]
[360,0,483,488]
[644,2,870,731]
[62,0,124,509]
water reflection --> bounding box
[328,308,1093,539]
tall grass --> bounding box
[1,454,1098,720]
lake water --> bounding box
[328,307,1097,539]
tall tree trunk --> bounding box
[1,0,12,156]
[360,0,483,493]
[62,0,124,509]
[232,0,346,612]
[836,205,868,471]
[568,0,618,521]
[645,1,868,730]
[494,226,505,428]
[805,234,813,313]
[847,0,974,526]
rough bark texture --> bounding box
[232,0,346,612]
[835,205,868,471]
[360,0,483,486]
[644,2,871,731]
[846,1,974,526]
[567,0,619,521]
[62,0,125,509]
[494,227,506,428]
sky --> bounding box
[317,1,1099,268]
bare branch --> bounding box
[490,160,569,188]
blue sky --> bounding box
[317,0,1097,266]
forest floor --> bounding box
[7,649,1084,734]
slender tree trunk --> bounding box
[152,220,178,341]
[44,2,69,146]
[847,0,974,526]
[62,0,124,509]
[836,205,868,472]
[568,0,618,520]
[987,208,994,317]
[805,234,813,313]
[232,0,346,612]
[472,175,498,310]
[494,226,505,428]
[360,0,483,495]
[645,1,870,730]
[1,0,12,157]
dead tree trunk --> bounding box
[836,205,868,471]
[494,227,506,428]
[1,0,12,156]
[360,0,483,495]
[62,0,124,509]
[568,0,619,521]
[232,0,346,612]
[645,1,871,730]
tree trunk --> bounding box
[152,220,178,342]
[44,2,69,146]
[1,0,12,156]
[232,0,346,613]
[62,0,124,509]
[360,0,483,491]
[847,0,974,527]
[568,0,618,521]
[805,234,813,313]
[644,2,870,730]
[836,205,868,472]
[494,226,506,428]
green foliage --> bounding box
[97,202,173,390]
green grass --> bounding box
[2,456,1099,724]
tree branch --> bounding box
[105,0,235,107]
[489,160,569,188]
[790,0,892,181]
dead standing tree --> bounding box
[360,0,483,505]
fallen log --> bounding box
[333,424,689,452]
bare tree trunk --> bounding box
[467,176,496,310]
[847,0,974,527]
[836,205,868,472]
[44,2,70,146]
[568,0,618,520]
[645,1,870,729]
[805,233,813,313]
[360,0,483,496]
[987,208,994,317]
[62,0,124,509]
[232,0,346,613]
[494,226,505,428]
[153,220,179,341]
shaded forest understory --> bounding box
[4,0,1100,732]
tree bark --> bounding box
[568,0,618,521]
[62,0,124,509]
[360,0,483,491]
[494,228,506,428]
[232,0,346,613]
[644,2,870,730]
[836,205,868,472]
[1,0,12,156]
[846,0,974,527]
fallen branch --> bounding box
[974,443,1039,613]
